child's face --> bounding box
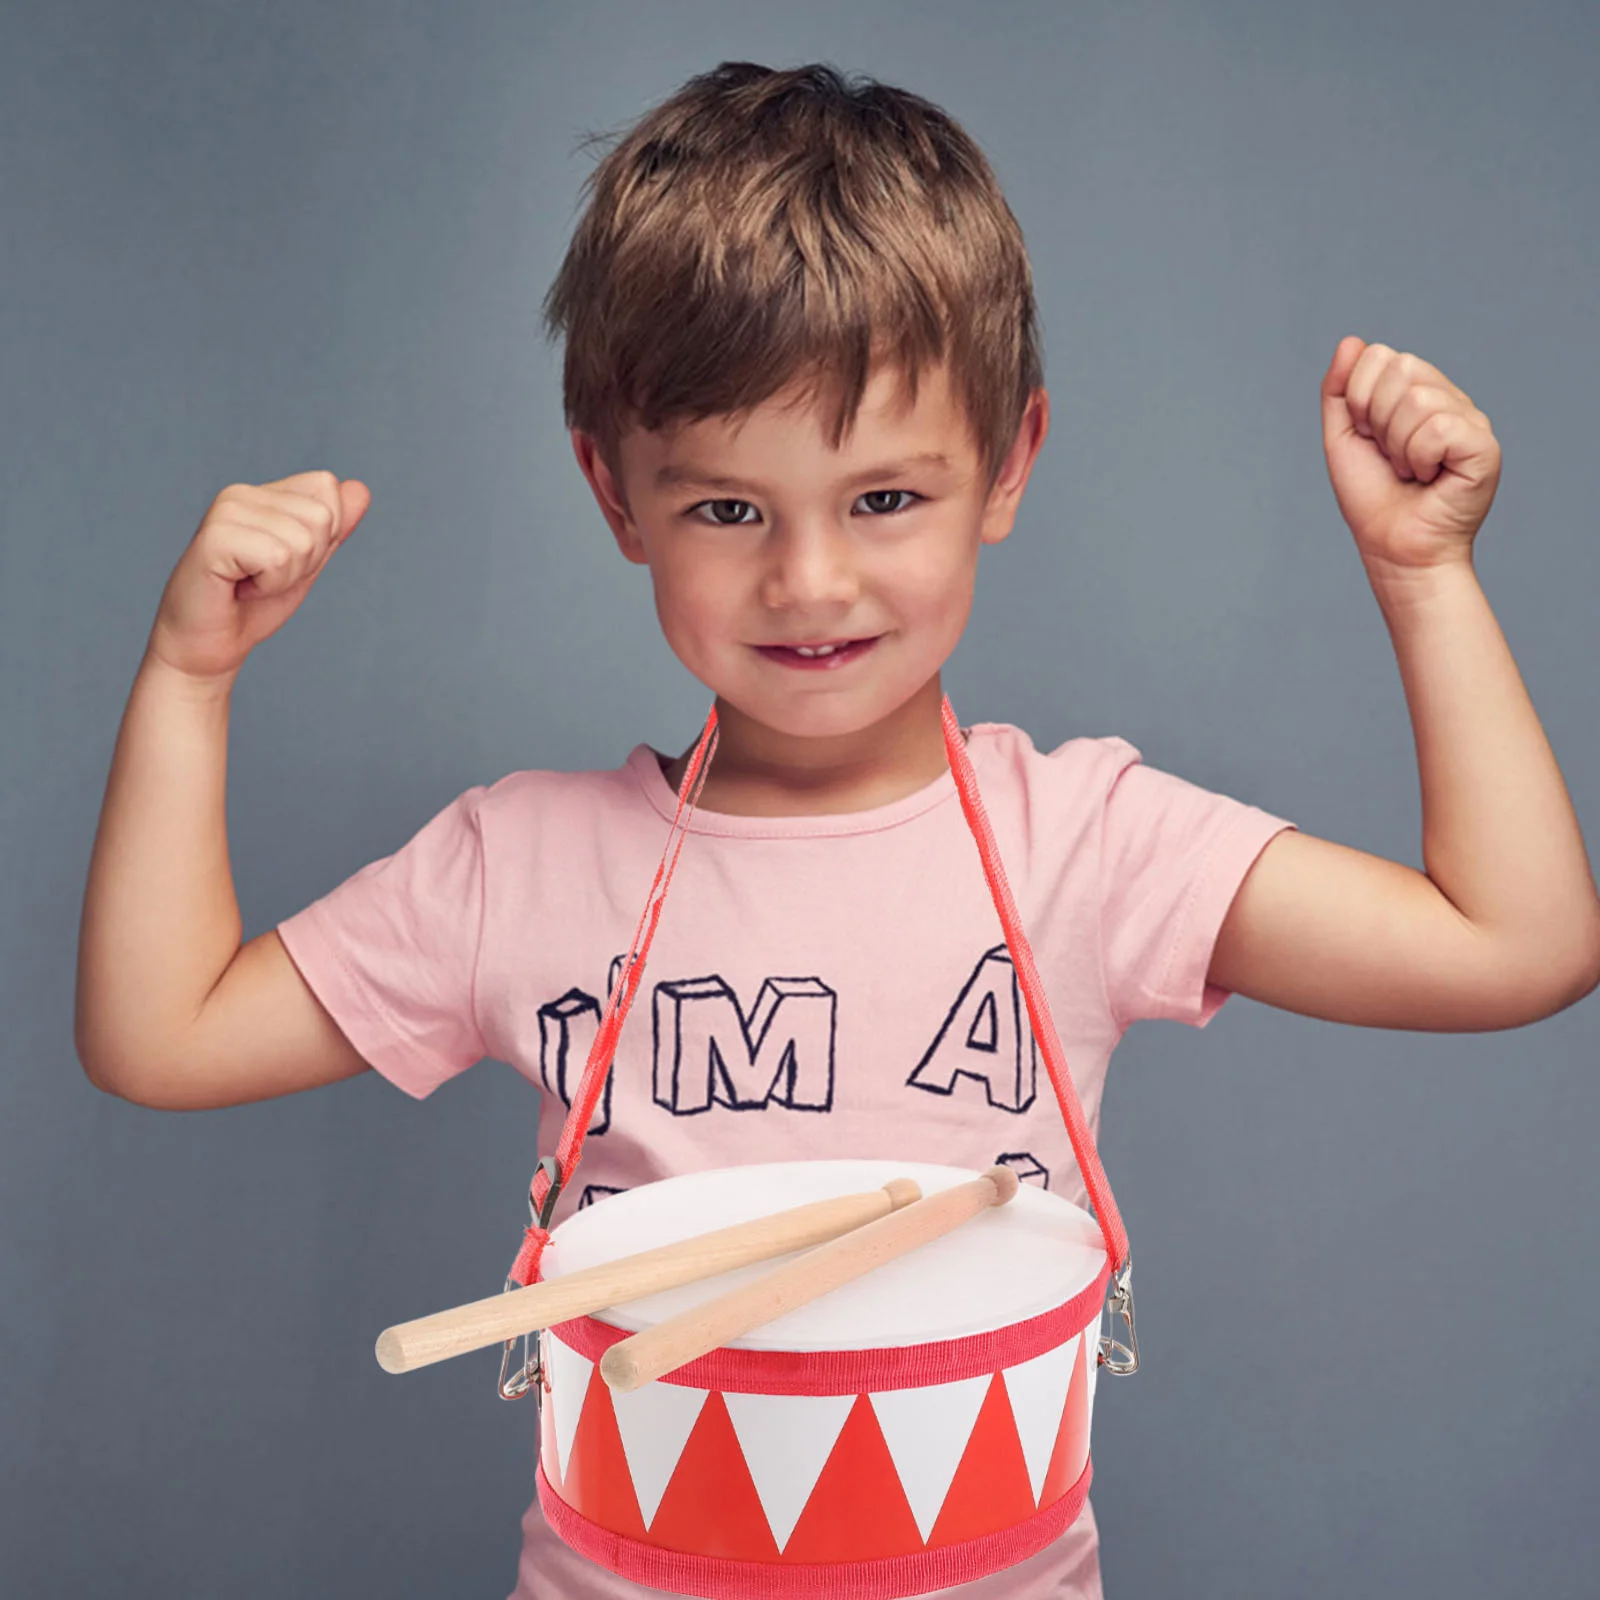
[573,359,1048,746]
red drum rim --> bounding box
[538,1452,1092,1598]
[546,1256,1110,1395]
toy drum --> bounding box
[533,1158,1111,1599]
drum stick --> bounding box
[374,1177,922,1375]
[600,1165,1020,1394]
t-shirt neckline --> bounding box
[624,735,971,839]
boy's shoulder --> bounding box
[967,720,1145,786]
[470,743,659,819]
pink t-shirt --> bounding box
[277,721,1294,1599]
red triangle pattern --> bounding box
[559,1367,649,1540]
[1039,1336,1092,1508]
[927,1372,1037,1546]
[549,1359,1090,1564]
[538,1379,561,1497]
[647,1391,782,1561]
[782,1393,926,1563]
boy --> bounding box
[75,59,1600,1600]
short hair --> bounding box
[543,61,1044,494]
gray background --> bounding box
[4,1,1597,1595]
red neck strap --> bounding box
[508,697,1129,1287]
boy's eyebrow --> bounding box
[653,452,956,493]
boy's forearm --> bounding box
[75,648,245,1093]
[1368,555,1600,983]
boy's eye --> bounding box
[687,490,920,525]
[695,499,759,526]
[857,489,918,516]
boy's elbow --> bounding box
[1541,963,1599,1023]
[75,1025,171,1108]
[1505,922,1600,1026]
[1563,902,1600,1008]
[79,1054,196,1110]
[75,1014,119,1096]
[76,1037,144,1103]
[1571,925,1600,1008]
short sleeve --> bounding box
[276,786,491,1098]
[1099,752,1295,1030]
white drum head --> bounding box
[541,1160,1108,1350]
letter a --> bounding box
[907,945,1037,1112]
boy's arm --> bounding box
[1208,341,1600,1030]
[76,472,375,1109]
[75,648,371,1110]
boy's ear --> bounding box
[571,430,648,564]
[979,387,1050,546]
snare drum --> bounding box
[533,1158,1110,1599]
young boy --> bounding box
[75,59,1600,1600]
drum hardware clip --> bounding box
[499,1155,564,1403]
[1099,1258,1139,1375]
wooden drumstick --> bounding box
[374,1177,922,1375]
[600,1165,1021,1394]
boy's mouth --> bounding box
[753,636,880,670]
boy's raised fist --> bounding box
[149,471,371,682]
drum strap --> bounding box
[507,694,1130,1292]
[507,705,721,1289]
[936,697,1130,1275]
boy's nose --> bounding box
[759,519,860,611]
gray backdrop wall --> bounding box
[5,2,1597,1595]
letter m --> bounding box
[652,975,836,1115]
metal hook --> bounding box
[496,1156,565,1402]
[498,1309,543,1406]
[1098,1258,1140,1376]
[533,1154,564,1231]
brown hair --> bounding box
[543,61,1044,495]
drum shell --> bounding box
[533,1161,1109,1599]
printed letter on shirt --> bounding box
[537,959,628,1135]
[537,988,612,1135]
[907,945,1038,1112]
[652,975,837,1116]
[995,1151,1050,1190]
